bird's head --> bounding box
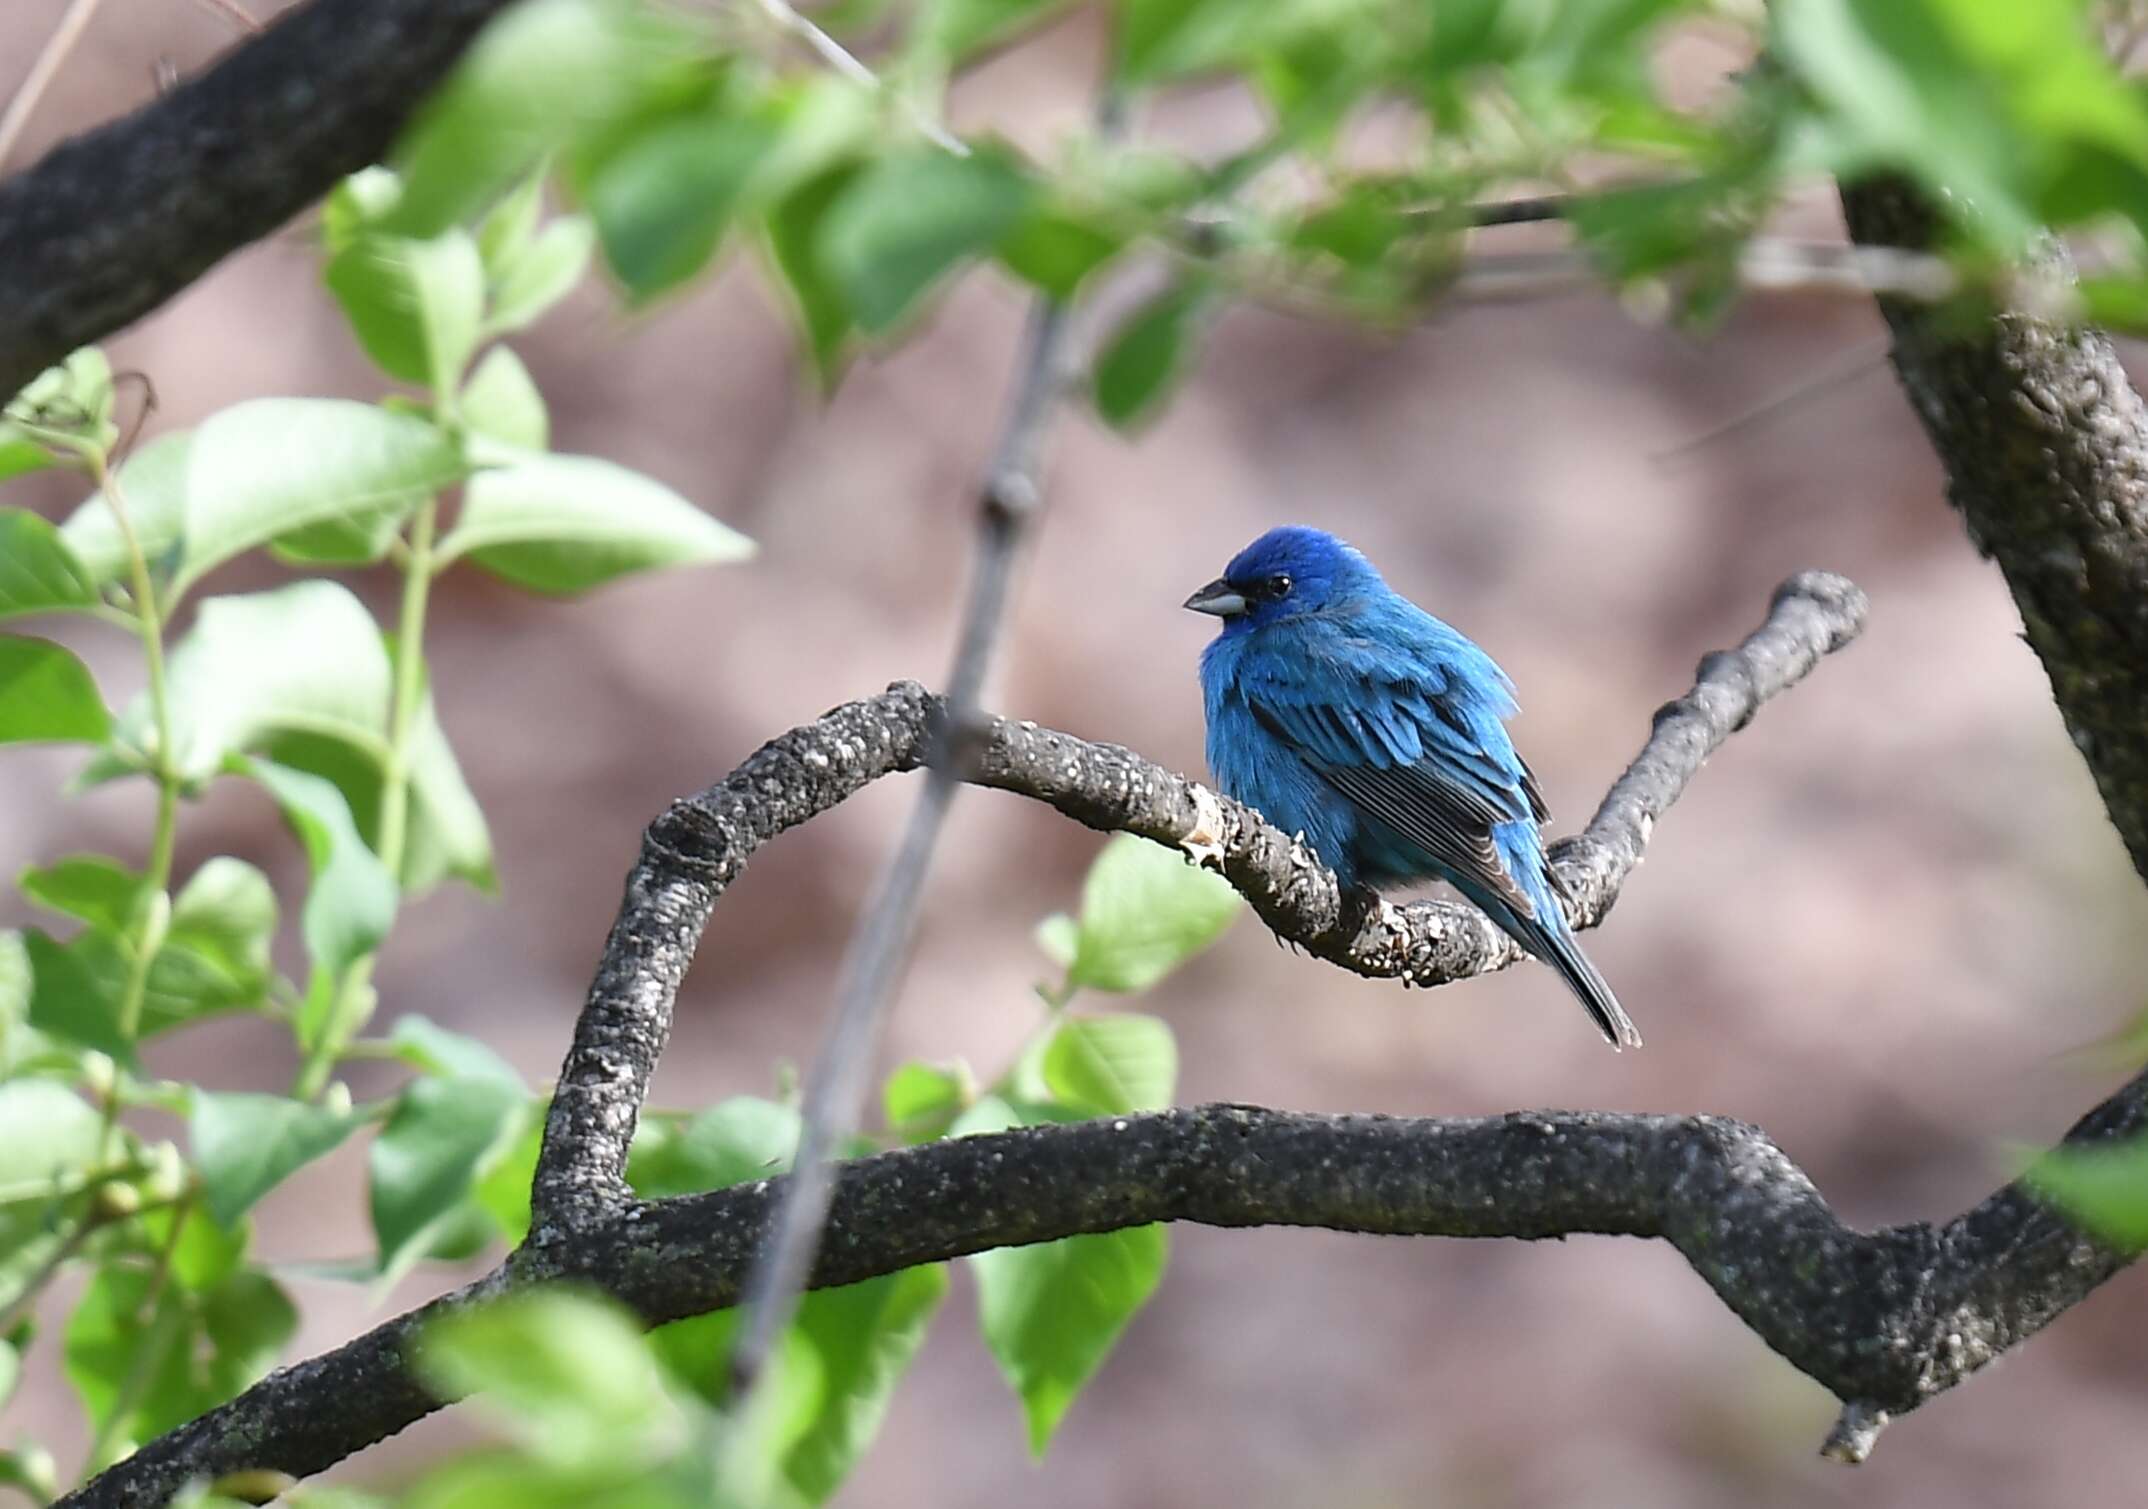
[1183,525,1380,633]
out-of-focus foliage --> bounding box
[5,0,2145,1499]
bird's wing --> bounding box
[1242,664,1544,919]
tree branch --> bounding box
[63,1068,2148,1509]
[59,570,1880,1506]
[1840,177,2148,885]
[0,0,519,402]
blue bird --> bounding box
[1186,525,1640,1049]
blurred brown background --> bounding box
[7,5,2148,1506]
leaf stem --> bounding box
[80,452,181,1106]
[376,497,436,881]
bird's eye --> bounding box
[1265,573,1293,599]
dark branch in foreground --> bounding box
[64,1073,2148,1509]
[56,573,1911,1507]
[0,0,517,401]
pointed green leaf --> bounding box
[245,759,397,977]
[925,0,1076,61]
[19,855,142,935]
[996,206,1122,298]
[765,163,862,386]
[175,400,462,594]
[0,636,108,745]
[327,232,487,393]
[20,929,128,1060]
[138,581,390,781]
[1032,911,1078,968]
[0,510,100,622]
[417,1289,681,1464]
[1093,282,1208,431]
[461,347,550,452]
[0,1078,104,1195]
[389,1014,524,1088]
[192,1091,361,1228]
[1040,1014,1177,1114]
[1068,834,1240,993]
[0,349,116,473]
[2028,1137,2148,1251]
[478,167,548,277]
[439,452,752,594]
[163,857,277,1003]
[882,1061,968,1142]
[954,1096,1166,1453]
[626,1097,800,1199]
[817,150,1034,332]
[585,113,775,301]
[370,1076,528,1276]
[489,216,597,331]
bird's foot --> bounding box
[1179,784,1229,873]
[1375,898,1417,982]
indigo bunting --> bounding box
[1187,525,1640,1048]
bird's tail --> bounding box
[1532,920,1643,1051]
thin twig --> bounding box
[725,297,1075,1397]
[1447,239,1964,306]
[745,0,969,157]
[184,0,263,32]
[1652,337,1892,468]
[0,0,107,172]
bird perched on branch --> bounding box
[1186,525,1641,1049]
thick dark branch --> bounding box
[0,0,517,402]
[63,1070,2147,1507]
[1841,178,2148,885]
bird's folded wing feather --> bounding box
[1241,665,1546,919]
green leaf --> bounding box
[882,1061,968,1141]
[417,1289,681,1464]
[652,1268,947,1506]
[764,163,863,386]
[626,1097,801,1200]
[995,206,1122,298]
[246,759,398,977]
[161,857,278,1006]
[1040,1014,1177,1114]
[438,451,753,594]
[490,216,597,331]
[470,1113,546,1246]
[148,1200,249,1293]
[584,113,776,302]
[2027,1137,2148,1251]
[1067,834,1240,993]
[57,430,192,590]
[954,1096,1167,1453]
[142,581,391,781]
[0,1078,104,1195]
[478,168,548,277]
[0,510,100,622]
[327,232,487,393]
[66,1261,296,1454]
[1032,911,1078,968]
[785,1265,947,1502]
[0,349,116,473]
[192,1091,361,1229]
[461,347,551,451]
[817,150,1034,332]
[325,167,407,252]
[1116,0,1244,83]
[19,855,142,935]
[22,929,129,1061]
[389,1015,525,1088]
[370,1076,529,1277]
[175,400,463,595]
[383,0,698,238]
[0,636,109,745]
[1093,282,1207,431]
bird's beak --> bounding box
[1183,579,1248,617]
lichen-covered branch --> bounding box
[0,0,518,402]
